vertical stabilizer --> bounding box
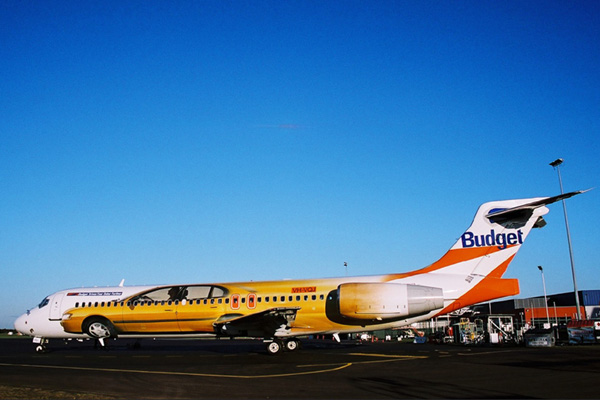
[397,190,586,314]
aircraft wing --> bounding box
[213,307,301,337]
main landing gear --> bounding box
[265,338,301,355]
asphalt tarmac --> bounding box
[0,337,599,399]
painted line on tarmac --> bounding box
[0,362,352,379]
[345,353,428,365]
[348,353,427,359]
[457,349,517,356]
[298,353,427,368]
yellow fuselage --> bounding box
[60,275,401,337]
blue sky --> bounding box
[1,1,598,328]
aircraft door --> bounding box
[177,286,227,333]
[49,292,65,320]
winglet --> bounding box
[118,279,125,287]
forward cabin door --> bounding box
[49,292,65,320]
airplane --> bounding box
[14,190,586,354]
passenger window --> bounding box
[241,298,246,304]
[210,299,215,304]
[94,302,99,307]
[225,298,229,304]
[218,298,222,304]
[280,296,285,302]
[311,295,316,301]
[265,296,270,302]
[320,294,324,300]
[304,295,308,301]
[75,302,79,308]
[258,297,262,303]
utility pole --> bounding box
[538,266,550,326]
[549,158,582,320]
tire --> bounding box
[266,340,282,355]
[285,339,300,351]
[84,317,116,339]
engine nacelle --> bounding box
[337,282,444,320]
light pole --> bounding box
[549,158,582,320]
[538,266,550,325]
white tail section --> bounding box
[394,190,587,314]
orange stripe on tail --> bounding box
[435,256,519,315]
[387,245,516,280]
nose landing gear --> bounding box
[33,337,49,353]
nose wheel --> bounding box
[33,338,49,353]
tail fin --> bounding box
[444,190,587,275]
[397,190,587,314]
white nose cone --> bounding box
[14,313,31,336]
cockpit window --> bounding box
[38,296,50,309]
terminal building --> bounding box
[364,289,600,345]
[472,289,600,325]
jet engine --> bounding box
[337,282,444,320]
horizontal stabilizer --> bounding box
[486,189,589,226]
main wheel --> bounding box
[84,318,116,339]
[266,340,283,355]
[285,338,300,351]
